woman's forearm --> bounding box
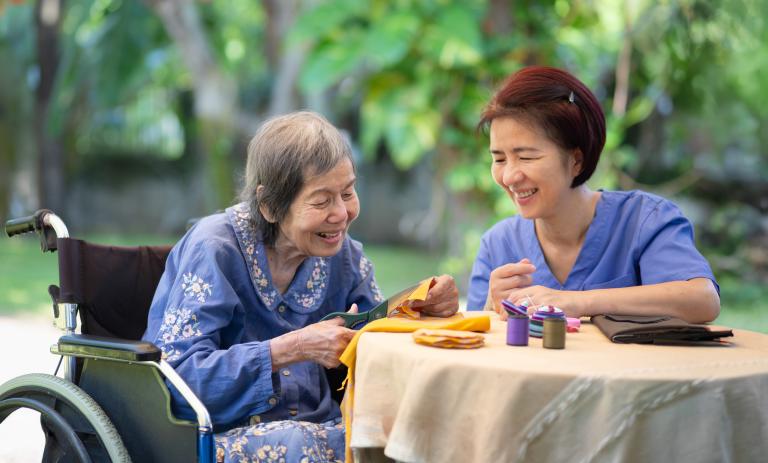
[269,331,304,371]
[579,278,720,323]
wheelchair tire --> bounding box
[0,373,131,463]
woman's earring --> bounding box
[568,91,575,104]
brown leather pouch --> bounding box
[591,314,733,345]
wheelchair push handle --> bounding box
[4,209,69,251]
[4,213,37,237]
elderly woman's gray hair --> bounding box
[241,111,355,246]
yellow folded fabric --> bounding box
[387,277,435,320]
[339,313,491,461]
[412,328,485,348]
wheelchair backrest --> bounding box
[55,238,172,340]
[55,235,349,404]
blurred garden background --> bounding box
[0,0,766,332]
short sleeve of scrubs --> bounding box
[636,198,718,291]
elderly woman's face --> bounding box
[489,117,582,220]
[277,158,360,258]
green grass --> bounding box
[0,236,60,315]
[1,234,766,333]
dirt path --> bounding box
[0,315,61,462]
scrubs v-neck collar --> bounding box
[524,190,612,290]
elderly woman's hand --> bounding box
[270,305,357,369]
[410,274,460,318]
[488,259,536,320]
[296,313,357,368]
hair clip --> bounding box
[568,91,575,104]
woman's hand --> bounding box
[488,259,536,319]
[509,279,719,323]
[410,274,459,317]
[507,286,584,318]
[270,305,357,369]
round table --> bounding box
[349,313,768,463]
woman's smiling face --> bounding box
[276,158,360,258]
[489,117,582,220]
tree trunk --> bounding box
[0,113,13,223]
[146,0,239,212]
[0,46,19,222]
[34,0,65,214]
[262,0,311,117]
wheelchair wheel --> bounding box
[0,373,131,463]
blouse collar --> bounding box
[226,203,330,314]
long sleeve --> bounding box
[144,237,277,426]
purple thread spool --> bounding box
[507,314,529,346]
[502,300,528,317]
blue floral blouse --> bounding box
[142,203,384,429]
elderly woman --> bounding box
[143,111,458,462]
[466,66,720,324]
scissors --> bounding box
[320,283,421,329]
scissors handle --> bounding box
[320,311,369,329]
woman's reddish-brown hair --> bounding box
[479,66,606,187]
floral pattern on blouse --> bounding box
[215,419,343,463]
[156,306,203,361]
[228,203,331,312]
[182,272,213,303]
[229,204,279,308]
[370,277,384,303]
[291,259,328,308]
[360,254,384,303]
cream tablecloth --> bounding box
[350,313,768,463]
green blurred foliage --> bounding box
[0,0,766,301]
[291,0,768,285]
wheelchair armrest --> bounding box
[56,334,162,362]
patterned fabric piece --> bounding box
[182,272,213,303]
[229,203,280,308]
[359,255,384,303]
[157,306,203,361]
[292,258,329,309]
[215,418,345,463]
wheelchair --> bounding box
[0,209,348,462]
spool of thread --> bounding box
[543,318,566,349]
[506,315,529,346]
[530,306,565,338]
[501,299,528,317]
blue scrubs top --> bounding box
[142,203,384,429]
[466,190,718,310]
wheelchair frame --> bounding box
[0,210,215,463]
